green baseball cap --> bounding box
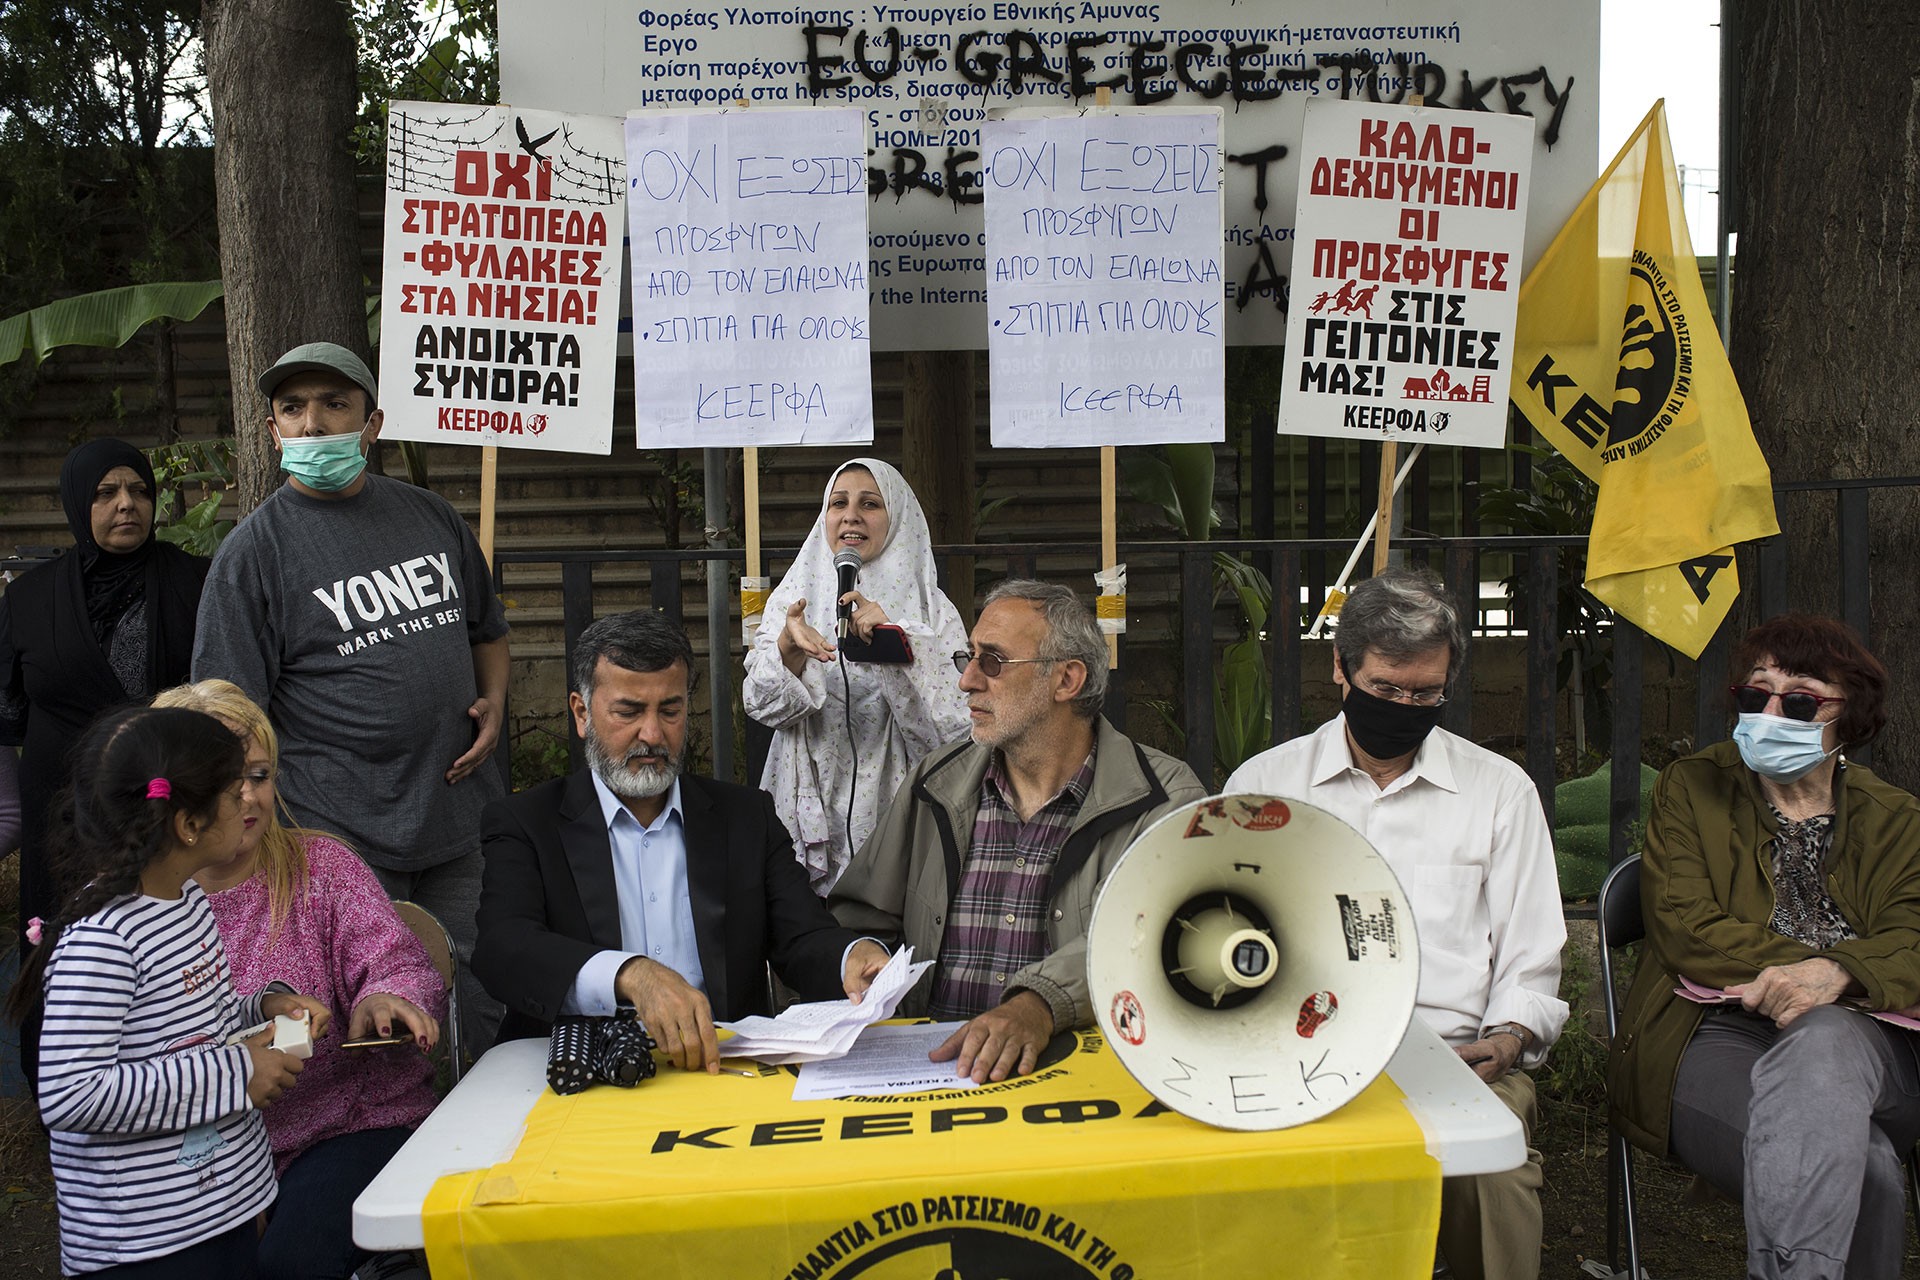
[257,342,380,406]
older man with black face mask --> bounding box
[472,609,887,1072]
[1224,568,1567,1280]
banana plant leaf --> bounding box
[0,281,225,366]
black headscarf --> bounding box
[58,438,158,643]
[48,438,205,693]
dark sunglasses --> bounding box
[951,649,1056,678]
[1730,684,1846,722]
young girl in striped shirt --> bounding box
[6,706,325,1277]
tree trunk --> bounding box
[203,0,367,512]
[1729,3,1920,789]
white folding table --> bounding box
[354,1017,1523,1252]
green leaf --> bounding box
[977,491,1016,526]
[153,494,233,557]
[0,281,224,366]
[1214,553,1272,633]
[397,441,431,487]
[1118,449,1183,531]
[1164,443,1218,541]
[366,285,383,348]
[1213,635,1272,777]
[409,34,464,97]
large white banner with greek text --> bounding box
[1280,98,1532,449]
[625,107,873,447]
[379,102,626,454]
[984,107,1223,447]
[502,0,1597,349]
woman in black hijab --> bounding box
[0,438,209,1082]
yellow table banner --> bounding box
[424,1030,1439,1280]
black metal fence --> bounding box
[497,474,1918,882]
[499,534,1590,840]
[4,475,1904,881]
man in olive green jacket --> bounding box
[831,581,1206,1084]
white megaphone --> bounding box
[1086,794,1419,1131]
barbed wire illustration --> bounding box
[388,110,623,207]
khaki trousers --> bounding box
[1437,1069,1544,1280]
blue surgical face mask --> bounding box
[279,427,369,492]
[1733,711,1839,784]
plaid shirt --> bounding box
[928,747,1095,1019]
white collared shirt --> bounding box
[563,772,707,1016]
[1224,716,1568,1062]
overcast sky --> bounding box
[1600,0,1722,234]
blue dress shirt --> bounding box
[563,772,708,1015]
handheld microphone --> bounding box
[833,548,863,638]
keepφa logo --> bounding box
[785,1198,1132,1280]
[1606,255,1685,453]
[1523,248,1694,465]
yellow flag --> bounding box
[1510,101,1778,658]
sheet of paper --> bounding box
[790,1023,980,1100]
[715,946,933,1064]
[1672,975,1736,1004]
[1674,974,1920,1031]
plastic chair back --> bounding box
[392,900,464,1087]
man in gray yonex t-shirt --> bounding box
[193,342,510,1046]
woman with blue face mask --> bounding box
[1610,613,1920,1280]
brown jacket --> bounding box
[1608,741,1920,1155]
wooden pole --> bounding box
[478,444,498,565]
[1101,445,1119,667]
[743,446,762,581]
[1370,439,1396,574]
[1093,85,1121,669]
[1363,95,1431,579]
[738,446,772,651]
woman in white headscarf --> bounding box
[744,458,970,894]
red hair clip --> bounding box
[145,777,172,800]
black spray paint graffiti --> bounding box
[805,29,1575,315]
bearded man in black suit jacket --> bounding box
[473,609,889,1071]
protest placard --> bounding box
[1279,98,1532,449]
[984,107,1225,448]
[626,107,873,448]
[379,102,626,455]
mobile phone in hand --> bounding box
[841,623,913,664]
[340,1033,412,1050]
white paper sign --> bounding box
[1279,99,1532,449]
[625,107,873,448]
[984,108,1225,449]
[378,102,626,455]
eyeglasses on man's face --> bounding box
[951,649,1057,678]
[1358,676,1448,707]
[1730,684,1846,722]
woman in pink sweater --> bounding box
[154,679,443,1280]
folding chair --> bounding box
[1599,855,1920,1273]
[1595,854,1644,1280]
[392,900,464,1087]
